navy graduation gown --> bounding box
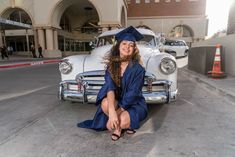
[77,61,148,131]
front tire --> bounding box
[184,50,188,56]
[58,86,65,101]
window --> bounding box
[165,0,171,2]
[155,0,160,2]
[188,0,198,1]
[145,0,150,3]
[175,0,181,2]
[136,0,141,3]
[127,0,131,4]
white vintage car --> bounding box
[59,28,178,104]
[162,39,189,57]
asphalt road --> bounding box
[0,61,234,157]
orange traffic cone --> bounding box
[207,44,226,78]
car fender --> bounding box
[146,52,177,91]
[60,55,87,81]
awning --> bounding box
[0,18,32,30]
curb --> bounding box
[181,68,235,103]
[0,59,61,69]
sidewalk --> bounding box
[0,55,61,69]
[180,66,235,103]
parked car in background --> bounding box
[58,28,178,104]
[162,39,189,57]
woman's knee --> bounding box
[119,111,130,129]
[101,98,108,114]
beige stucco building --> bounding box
[127,0,208,46]
[0,0,207,57]
[227,0,235,35]
[0,0,127,57]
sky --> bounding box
[206,0,233,37]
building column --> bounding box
[38,29,45,50]
[53,29,58,50]
[33,29,38,50]
[0,31,3,46]
[45,28,54,50]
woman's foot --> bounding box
[111,129,122,141]
[111,133,121,141]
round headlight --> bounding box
[59,60,72,74]
[160,57,176,75]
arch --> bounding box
[168,25,194,38]
[0,7,34,25]
[50,0,101,28]
[136,25,152,30]
[120,6,126,27]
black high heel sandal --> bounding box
[111,130,125,141]
[126,128,136,134]
[111,133,121,141]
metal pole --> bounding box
[0,30,3,46]
[3,30,6,46]
[14,40,17,52]
[63,36,66,52]
[26,29,30,57]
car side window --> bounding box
[97,36,114,47]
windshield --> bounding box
[97,35,156,47]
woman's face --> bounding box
[119,40,135,58]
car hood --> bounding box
[83,45,159,71]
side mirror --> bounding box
[89,41,95,49]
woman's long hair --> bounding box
[103,41,142,87]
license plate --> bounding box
[68,84,78,90]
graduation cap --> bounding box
[115,26,144,42]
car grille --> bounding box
[73,70,170,93]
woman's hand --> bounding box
[109,109,119,129]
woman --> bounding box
[78,26,148,141]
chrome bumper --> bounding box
[59,80,178,104]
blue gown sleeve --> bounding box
[105,69,116,92]
[95,69,117,106]
[118,68,145,110]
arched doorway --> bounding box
[136,25,152,30]
[168,25,194,45]
[51,0,100,55]
[1,8,33,53]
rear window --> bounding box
[165,40,186,46]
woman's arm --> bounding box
[107,91,119,129]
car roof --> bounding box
[99,28,156,38]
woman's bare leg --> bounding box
[101,97,120,133]
[119,111,131,129]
